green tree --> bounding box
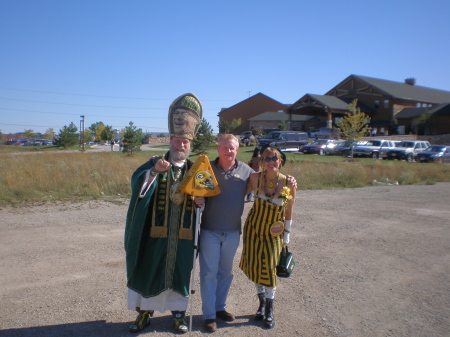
[337,99,371,141]
[89,122,105,142]
[417,110,437,135]
[83,129,93,143]
[218,119,230,133]
[100,125,114,142]
[278,120,287,131]
[388,116,398,135]
[218,118,242,134]
[44,128,55,140]
[55,122,78,149]
[122,122,143,154]
[24,129,34,139]
[252,128,263,137]
[192,118,215,153]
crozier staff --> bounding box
[239,143,297,329]
[124,93,203,334]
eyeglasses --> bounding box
[264,156,279,162]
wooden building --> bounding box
[217,93,288,133]
[288,75,450,135]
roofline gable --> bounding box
[217,92,285,116]
[325,74,450,103]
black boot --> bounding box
[264,298,275,329]
[255,293,266,320]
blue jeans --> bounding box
[199,229,240,320]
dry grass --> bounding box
[0,152,148,205]
[283,158,450,190]
[1,150,449,206]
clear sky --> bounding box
[1,0,449,136]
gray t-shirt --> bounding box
[200,158,254,233]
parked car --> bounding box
[325,140,366,156]
[416,145,450,163]
[31,140,44,146]
[302,139,338,155]
[386,141,431,162]
[353,139,400,159]
[315,127,341,139]
[3,140,20,145]
[239,131,254,146]
[18,139,33,146]
[257,131,309,151]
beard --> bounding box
[170,146,191,161]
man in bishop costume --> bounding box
[124,93,203,334]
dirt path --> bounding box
[0,183,449,337]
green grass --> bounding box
[0,145,449,206]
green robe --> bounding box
[125,153,195,298]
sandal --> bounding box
[129,310,153,333]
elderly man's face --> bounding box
[172,108,198,137]
[170,136,191,161]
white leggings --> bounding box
[255,284,276,299]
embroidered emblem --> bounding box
[170,181,184,206]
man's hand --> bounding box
[287,175,297,189]
[194,196,205,208]
[154,158,172,173]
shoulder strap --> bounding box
[256,172,264,193]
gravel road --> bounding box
[0,183,449,337]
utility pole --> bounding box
[80,115,85,151]
[247,91,251,97]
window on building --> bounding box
[384,100,389,108]
[374,100,379,109]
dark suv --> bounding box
[257,131,308,151]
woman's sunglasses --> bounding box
[264,156,279,162]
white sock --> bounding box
[265,288,276,299]
[256,284,265,294]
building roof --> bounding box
[396,102,450,119]
[248,111,319,122]
[289,94,375,113]
[430,102,450,115]
[396,107,429,119]
[326,75,450,103]
[307,94,350,110]
[217,92,287,116]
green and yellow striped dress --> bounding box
[239,173,285,288]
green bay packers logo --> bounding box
[195,170,216,190]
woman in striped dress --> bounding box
[239,143,296,329]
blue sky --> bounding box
[1,0,449,136]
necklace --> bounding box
[266,172,279,190]
[170,166,184,206]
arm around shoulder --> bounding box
[246,172,259,195]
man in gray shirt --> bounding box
[198,134,254,332]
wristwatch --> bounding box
[150,168,160,176]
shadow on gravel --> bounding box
[0,321,132,337]
[0,314,270,336]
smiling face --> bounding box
[217,135,239,167]
[261,149,281,172]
